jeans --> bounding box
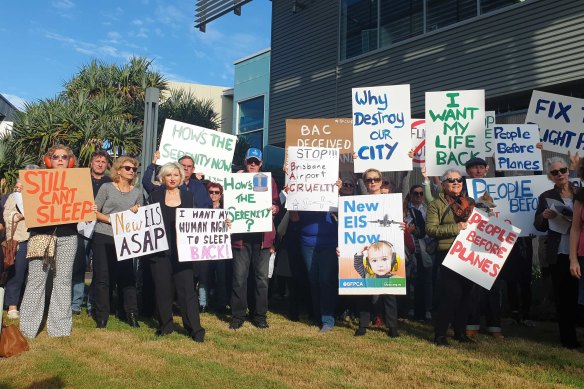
[300,245,338,327]
[71,236,87,312]
[231,243,270,321]
[4,241,29,307]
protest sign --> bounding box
[443,209,520,290]
[176,208,232,262]
[286,146,339,212]
[485,111,496,155]
[20,168,95,228]
[494,124,542,171]
[526,90,584,155]
[285,118,352,153]
[223,172,273,233]
[411,119,425,167]
[466,175,553,236]
[425,90,486,176]
[338,194,406,295]
[110,203,168,261]
[352,85,412,172]
[157,119,237,183]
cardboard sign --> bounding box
[223,172,273,233]
[158,119,237,183]
[485,111,496,155]
[110,203,169,261]
[286,146,339,212]
[526,90,584,155]
[352,85,412,173]
[411,119,425,167]
[494,124,542,171]
[285,118,353,154]
[466,175,553,237]
[176,208,232,262]
[338,194,406,295]
[425,90,486,176]
[443,209,520,290]
[20,168,95,228]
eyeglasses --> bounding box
[342,183,354,188]
[246,158,261,166]
[412,191,424,196]
[122,166,138,172]
[365,177,382,184]
[51,154,68,160]
[382,181,390,186]
[443,178,463,184]
[208,190,221,195]
[550,167,568,176]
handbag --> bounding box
[0,324,29,358]
[26,232,57,261]
[2,215,20,268]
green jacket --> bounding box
[426,193,473,252]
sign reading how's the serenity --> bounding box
[223,173,273,234]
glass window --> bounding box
[380,0,423,47]
[426,0,477,31]
[238,96,264,133]
[340,0,379,60]
[238,130,263,151]
[481,0,523,14]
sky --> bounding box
[0,0,272,110]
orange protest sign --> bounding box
[19,168,95,228]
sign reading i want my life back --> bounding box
[526,90,584,155]
[176,208,232,262]
[466,175,553,237]
[425,90,486,176]
[352,85,412,173]
[443,209,520,290]
[494,124,542,171]
[223,172,273,234]
[157,119,237,183]
[338,194,406,295]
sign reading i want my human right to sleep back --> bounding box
[176,208,232,262]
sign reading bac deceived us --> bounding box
[466,175,553,237]
[494,124,542,172]
[526,90,584,155]
[285,118,352,154]
[176,208,232,262]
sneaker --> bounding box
[252,317,269,329]
[454,334,475,343]
[425,311,432,321]
[229,318,244,330]
[7,310,19,319]
[320,324,334,333]
[354,327,367,336]
[72,309,81,315]
[434,336,449,346]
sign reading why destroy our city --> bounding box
[286,146,339,212]
[466,175,553,237]
[223,172,273,234]
[425,90,486,176]
[526,90,584,155]
[352,85,412,173]
[443,209,521,290]
[176,208,232,262]
[338,194,406,295]
[20,168,95,228]
[494,124,542,171]
[157,119,237,183]
[110,203,168,261]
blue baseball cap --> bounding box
[245,148,262,162]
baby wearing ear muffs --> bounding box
[354,241,400,278]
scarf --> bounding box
[444,193,474,223]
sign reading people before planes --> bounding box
[223,172,273,234]
[494,124,542,171]
[176,208,232,262]
[19,168,95,228]
[411,119,425,167]
[466,175,553,237]
[443,209,520,290]
[352,85,412,172]
[338,194,406,295]
[425,90,486,176]
[286,146,339,212]
[157,119,237,183]
[110,203,168,261]
[526,91,584,155]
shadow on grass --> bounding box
[26,376,65,388]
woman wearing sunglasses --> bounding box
[426,169,475,346]
[537,157,580,349]
[92,156,142,329]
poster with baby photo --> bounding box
[338,194,406,295]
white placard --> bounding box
[411,119,425,167]
[286,146,339,212]
[485,110,496,156]
[466,175,553,237]
[77,220,96,239]
[223,172,273,233]
[158,119,237,183]
[443,209,521,290]
[352,85,412,173]
[425,90,486,176]
[526,90,584,155]
[110,203,169,260]
[494,124,542,171]
[176,208,232,262]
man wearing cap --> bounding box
[229,148,281,330]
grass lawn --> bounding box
[0,309,583,388]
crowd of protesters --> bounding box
[0,144,582,350]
